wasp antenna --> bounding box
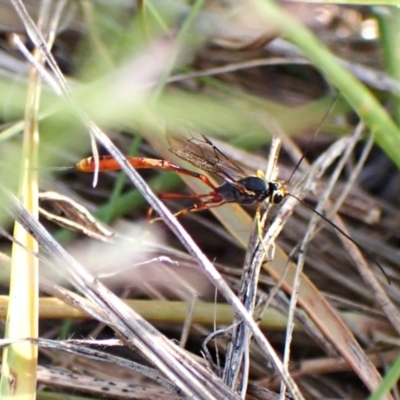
[288,94,340,185]
[289,193,390,284]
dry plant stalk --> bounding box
[223,136,282,395]
[0,1,68,397]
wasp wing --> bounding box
[167,132,247,181]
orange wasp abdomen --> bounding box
[77,156,176,172]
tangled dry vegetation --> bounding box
[0,1,400,399]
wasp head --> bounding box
[268,181,288,204]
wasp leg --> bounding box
[160,192,213,200]
[255,206,275,261]
[256,169,265,179]
[150,191,218,222]
[255,208,269,259]
[172,196,226,218]
[149,194,225,222]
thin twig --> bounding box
[279,123,364,400]
[167,57,309,83]
[222,137,282,396]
